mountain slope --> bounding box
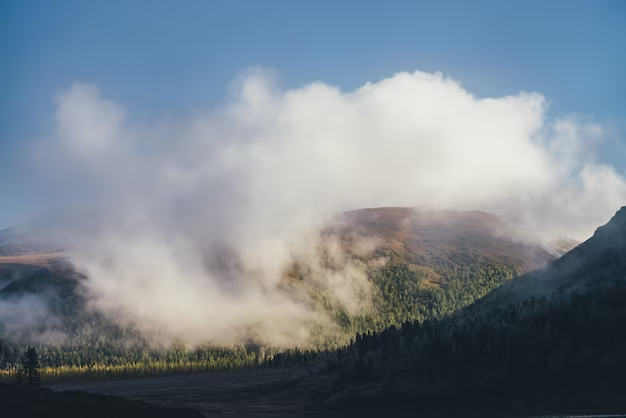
[479,206,626,306]
[0,208,570,327]
[326,207,569,286]
[324,205,626,412]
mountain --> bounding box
[1,207,570,280]
[325,207,573,286]
[479,205,626,305]
[0,207,575,332]
[0,208,580,366]
[324,206,626,413]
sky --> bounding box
[1,0,625,228]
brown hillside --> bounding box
[325,207,565,286]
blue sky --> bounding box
[1,0,625,228]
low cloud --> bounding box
[0,294,66,345]
[25,69,626,346]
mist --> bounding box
[23,69,626,347]
[0,293,66,345]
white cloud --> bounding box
[33,69,626,346]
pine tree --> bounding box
[21,347,40,387]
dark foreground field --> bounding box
[49,369,335,417]
[0,382,202,418]
[46,369,626,418]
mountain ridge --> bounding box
[478,206,626,306]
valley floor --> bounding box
[46,369,626,418]
[48,369,336,417]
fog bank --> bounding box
[28,69,626,346]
